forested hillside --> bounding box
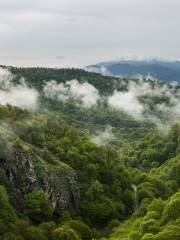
[0,66,179,240]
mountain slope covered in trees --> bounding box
[0,66,179,240]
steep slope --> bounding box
[0,66,179,240]
[109,127,180,240]
[0,105,134,239]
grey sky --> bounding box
[0,0,180,67]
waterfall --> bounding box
[132,184,138,212]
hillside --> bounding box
[0,66,179,240]
[87,60,180,84]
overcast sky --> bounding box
[0,0,180,67]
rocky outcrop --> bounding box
[0,150,80,212]
[42,164,79,210]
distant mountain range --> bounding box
[86,59,180,83]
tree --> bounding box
[141,233,155,240]
[0,186,18,239]
[24,191,53,223]
[67,220,92,240]
[39,221,56,240]
[161,192,180,224]
[154,224,180,240]
[85,180,103,201]
[53,225,80,240]
[23,226,48,240]
[148,198,165,214]
[140,219,159,234]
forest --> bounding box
[0,66,179,240]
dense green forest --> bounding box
[0,66,179,240]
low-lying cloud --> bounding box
[43,76,180,125]
[43,79,100,108]
[108,89,144,119]
[91,125,115,146]
[1,67,180,128]
[0,68,39,111]
[85,66,111,76]
[108,79,180,124]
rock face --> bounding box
[0,150,80,212]
[42,164,79,210]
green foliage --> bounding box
[53,225,80,240]
[85,180,104,201]
[0,185,18,237]
[39,221,57,239]
[109,191,180,240]
[125,125,180,170]
[81,197,118,227]
[144,211,161,221]
[22,226,48,240]
[148,199,165,214]
[128,231,141,240]
[24,191,53,223]
[154,223,180,240]
[141,233,155,240]
[161,192,180,224]
[0,67,180,239]
[105,219,120,235]
[59,211,72,224]
[140,219,159,234]
[67,220,93,240]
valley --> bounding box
[0,66,179,239]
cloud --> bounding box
[0,0,180,67]
[43,79,100,108]
[43,76,180,125]
[108,89,144,119]
[85,66,111,76]
[0,68,39,111]
[91,125,115,146]
[108,79,180,123]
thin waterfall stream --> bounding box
[132,184,138,212]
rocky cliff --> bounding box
[0,144,80,213]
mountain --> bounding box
[86,59,180,83]
[0,66,179,240]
